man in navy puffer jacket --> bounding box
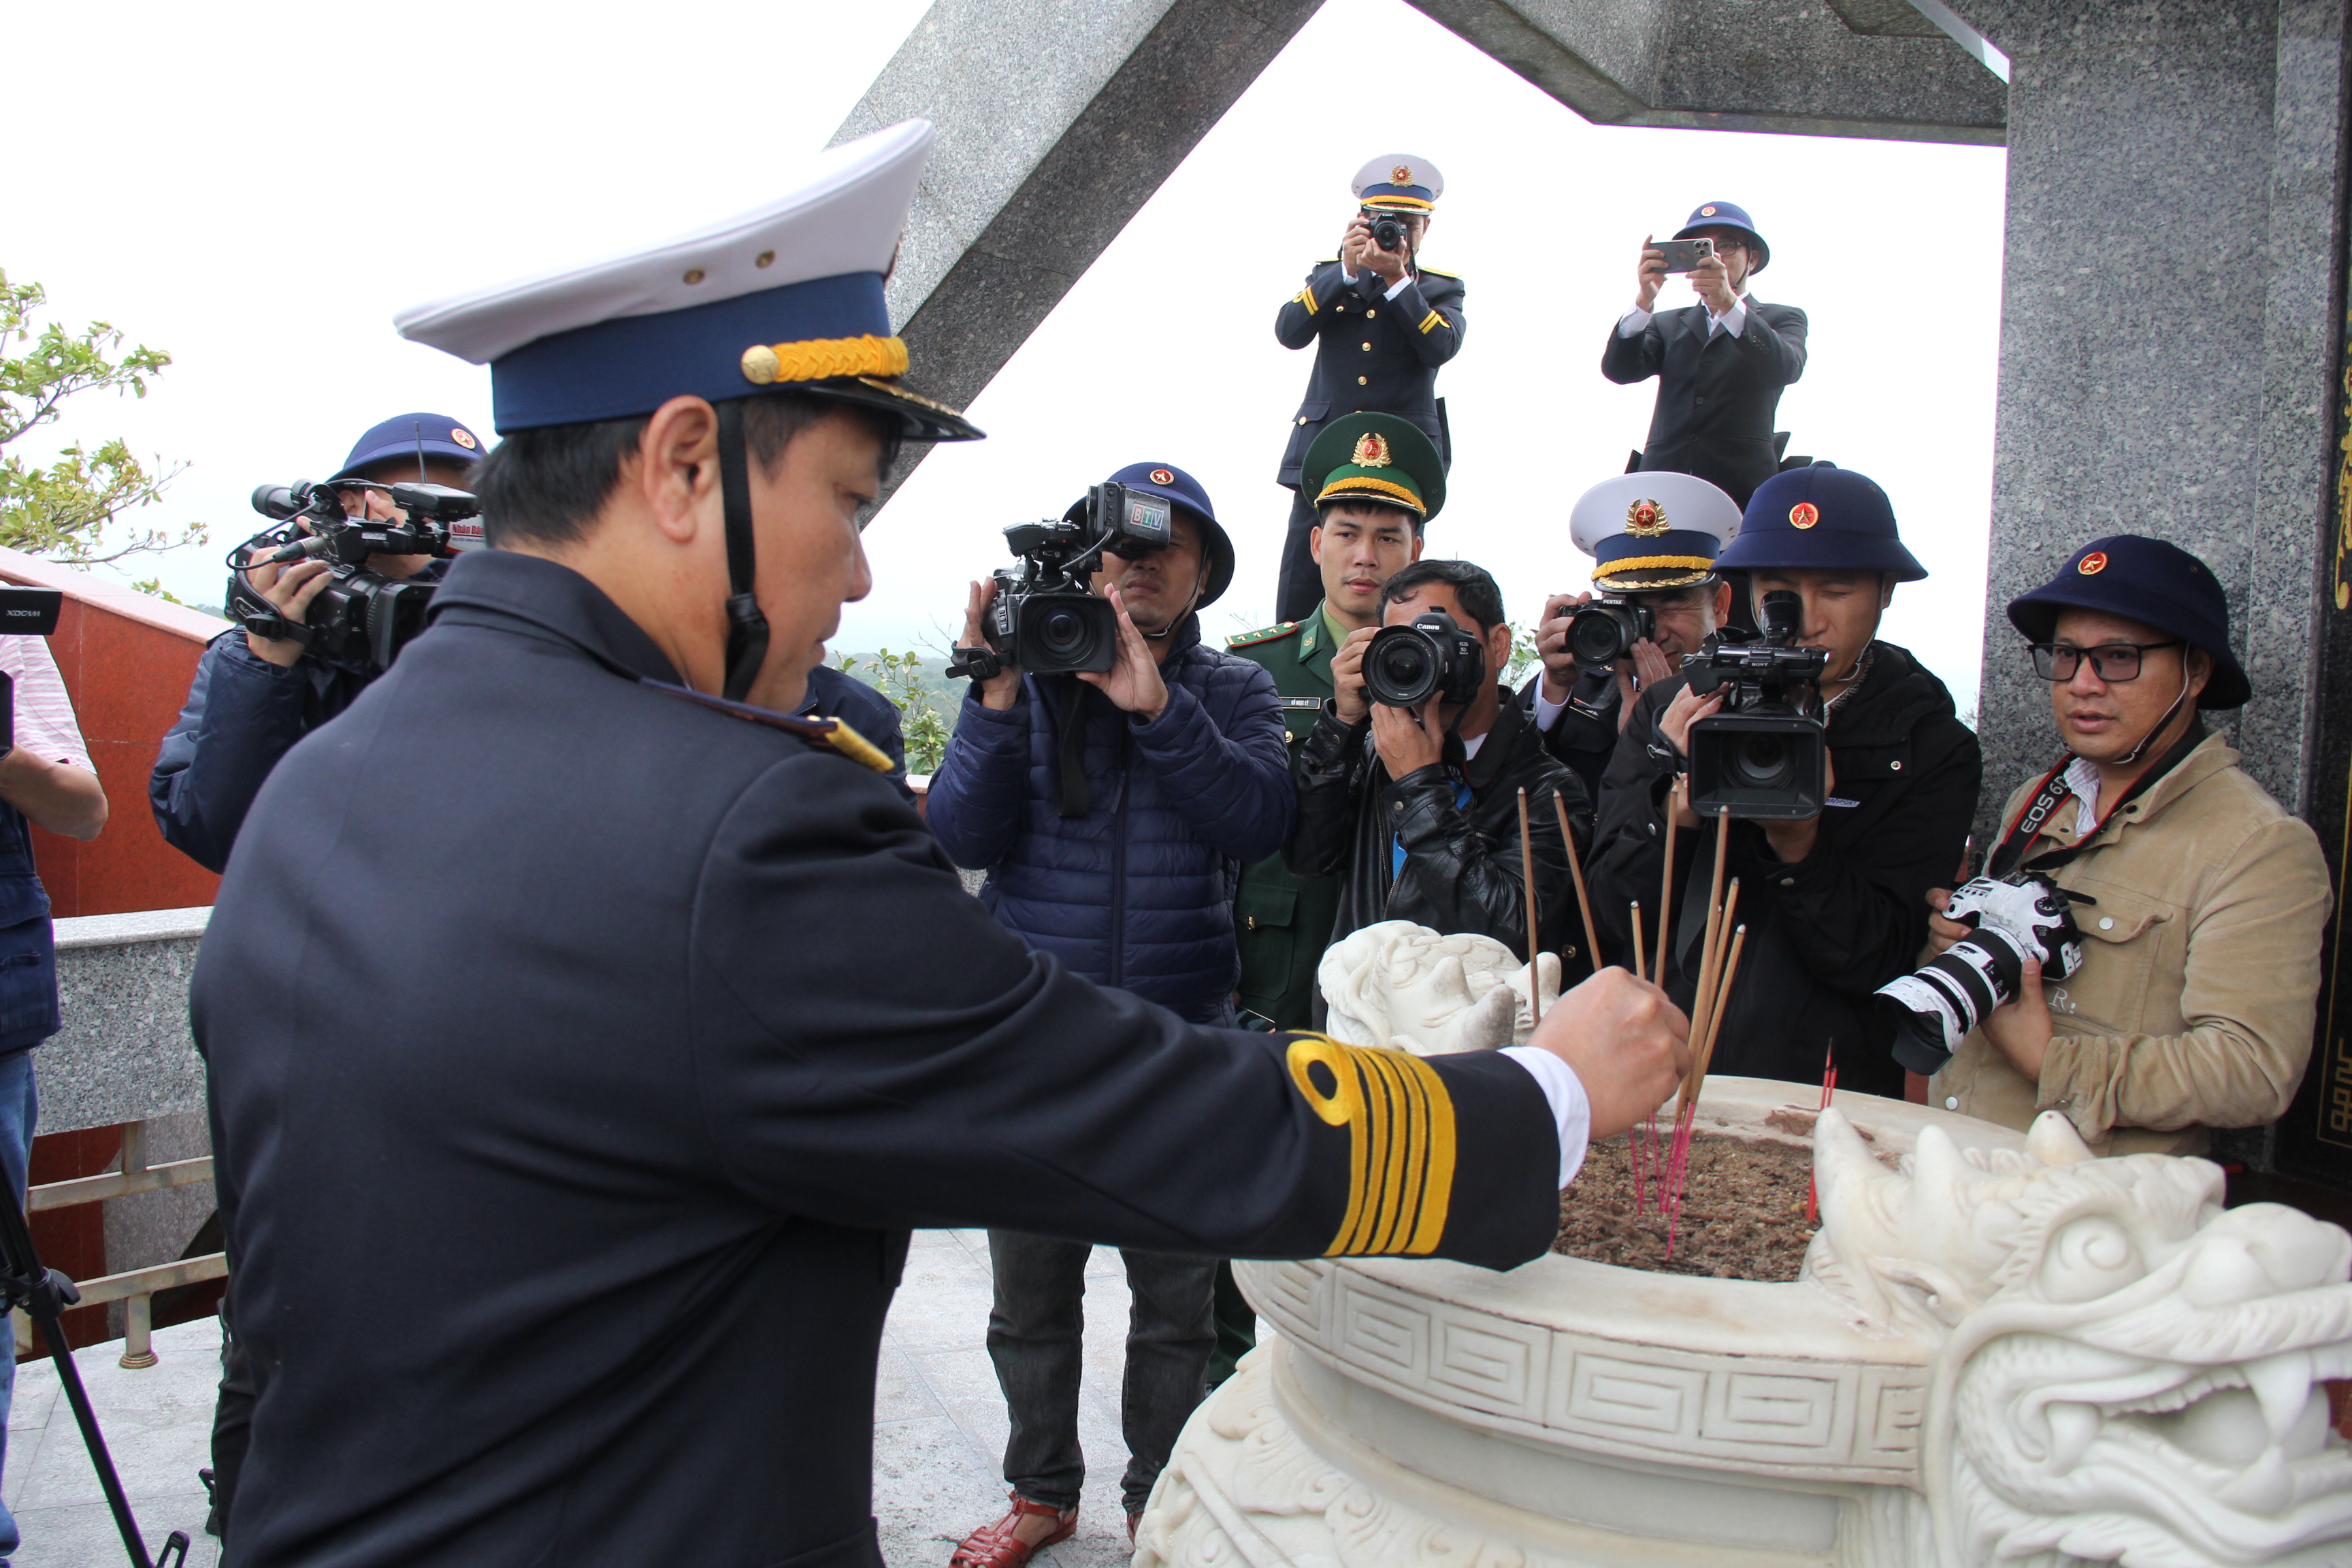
[927,463,1293,1554]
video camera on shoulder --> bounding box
[228,478,482,672]
[1681,589,1828,819]
[949,481,1174,680]
[1363,611,1485,709]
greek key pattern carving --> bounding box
[1240,1259,1925,1480]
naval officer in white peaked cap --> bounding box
[190,118,1689,1568]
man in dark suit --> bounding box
[1603,201,1807,508]
[191,120,1690,1568]
[1272,155,1465,623]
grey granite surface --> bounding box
[42,909,212,1137]
[1972,0,2345,828]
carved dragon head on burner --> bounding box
[1810,1107,2352,1567]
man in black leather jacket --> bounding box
[1286,559,1592,1000]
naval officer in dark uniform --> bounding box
[1215,412,1436,1387]
[1603,201,1807,508]
[1271,155,1464,623]
[190,120,1689,1568]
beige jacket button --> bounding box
[1944,1096,1959,1111]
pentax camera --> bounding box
[1567,595,1657,671]
[948,481,1175,679]
[1363,611,1486,709]
[229,478,480,672]
[1367,211,1411,253]
[1874,873,2087,1073]
[1682,589,1828,819]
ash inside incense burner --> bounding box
[1553,1131,1819,1280]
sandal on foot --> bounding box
[950,1492,1077,1568]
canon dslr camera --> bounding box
[949,482,1175,679]
[1682,589,1829,819]
[1874,873,2087,1074]
[1363,611,1486,709]
[230,478,481,672]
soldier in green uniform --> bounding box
[1211,412,1441,1385]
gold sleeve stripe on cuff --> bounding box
[1297,289,1319,315]
[1286,1034,1456,1256]
[1418,310,1445,335]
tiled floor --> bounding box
[0,1230,1171,1568]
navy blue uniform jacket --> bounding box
[1274,261,1464,485]
[1601,299,1808,506]
[190,550,1560,1568]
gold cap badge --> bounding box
[1392,164,1413,184]
[2078,550,2109,575]
[450,427,477,450]
[1789,502,1820,529]
[1624,498,1670,537]
[1352,431,1393,468]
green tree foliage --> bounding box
[0,269,199,567]
[834,648,956,775]
[1504,622,1543,688]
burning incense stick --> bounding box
[1656,807,1678,987]
[1552,792,1602,977]
[1806,1042,1838,1226]
[1516,789,1541,1025]
[1629,901,1646,983]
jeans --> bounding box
[0,1052,39,1560]
[985,1234,1217,1517]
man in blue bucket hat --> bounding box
[1588,462,1980,1095]
[1604,201,1808,508]
[1925,534,2330,1156]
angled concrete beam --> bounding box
[835,0,1321,430]
[1404,0,2006,143]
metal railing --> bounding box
[13,1119,223,1369]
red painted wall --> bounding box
[0,547,224,916]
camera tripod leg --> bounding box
[0,1177,189,1568]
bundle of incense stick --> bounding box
[1516,789,1541,1026]
[1806,1043,1838,1226]
[1660,815,1750,1256]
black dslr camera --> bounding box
[1566,596,1657,671]
[1366,210,1411,253]
[1363,611,1486,708]
[949,482,1175,679]
[229,478,480,672]
[1681,589,1828,819]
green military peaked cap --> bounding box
[1303,412,1446,524]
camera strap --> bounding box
[715,399,770,704]
[1987,720,2206,879]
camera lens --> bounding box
[1567,607,1630,668]
[1730,732,1795,789]
[1365,627,1439,708]
[1037,606,1090,659]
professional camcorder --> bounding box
[948,481,1175,679]
[1874,873,2087,1074]
[1363,611,1485,709]
[1368,212,1411,253]
[1567,595,1656,671]
[1682,589,1828,819]
[228,478,482,672]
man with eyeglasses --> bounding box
[1926,535,2330,1156]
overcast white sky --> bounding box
[5,0,2006,711]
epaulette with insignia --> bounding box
[640,679,894,775]
[1227,622,1298,649]
[1417,265,1461,280]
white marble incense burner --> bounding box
[1137,922,2352,1567]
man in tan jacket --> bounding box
[1927,535,2330,1156]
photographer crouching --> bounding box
[1916,537,2329,1156]
[148,414,485,873]
[1286,546,1588,996]
[927,462,1293,1550]
[1588,464,1979,1096]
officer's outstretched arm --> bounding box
[692,750,1562,1269]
